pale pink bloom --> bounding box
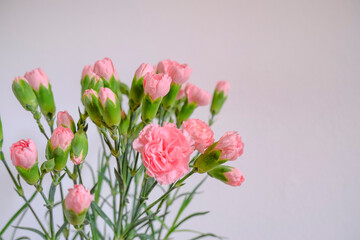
[81,65,97,79]
[10,139,37,169]
[133,123,194,185]
[50,126,74,151]
[13,76,28,83]
[177,85,185,100]
[71,153,83,165]
[225,168,245,186]
[143,73,171,100]
[99,87,116,106]
[156,59,173,74]
[83,89,98,99]
[93,57,119,80]
[64,184,93,214]
[215,131,244,161]
[135,63,155,80]
[57,111,74,129]
[216,80,230,96]
[185,83,211,106]
[168,62,192,84]
[24,68,50,91]
[181,119,214,153]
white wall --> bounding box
[0,0,359,239]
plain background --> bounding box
[1,0,360,239]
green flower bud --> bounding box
[208,165,245,186]
[70,130,88,165]
[129,76,145,112]
[120,110,130,135]
[83,89,102,127]
[98,87,121,128]
[210,81,230,115]
[41,159,55,174]
[12,77,39,113]
[162,83,181,110]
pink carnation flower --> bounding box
[215,131,244,161]
[50,126,74,151]
[216,80,230,96]
[57,111,74,130]
[143,73,171,101]
[133,123,194,185]
[93,57,119,80]
[10,139,37,169]
[81,65,98,79]
[185,83,211,106]
[181,119,214,153]
[24,68,50,91]
[65,184,94,214]
[225,168,245,186]
[99,87,116,106]
[168,62,192,85]
[135,63,155,80]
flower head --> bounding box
[215,131,244,161]
[10,139,37,169]
[185,83,211,106]
[50,126,74,151]
[143,73,171,101]
[93,57,119,80]
[215,81,230,96]
[181,119,214,153]
[65,185,93,214]
[24,68,50,91]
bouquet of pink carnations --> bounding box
[0,58,244,240]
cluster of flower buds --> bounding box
[12,68,56,122]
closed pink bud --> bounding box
[24,68,50,91]
[65,184,94,214]
[215,80,230,96]
[99,87,116,106]
[81,65,97,79]
[57,111,75,131]
[135,63,155,80]
[225,168,245,186]
[93,57,119,80]
[181,119,214,153]
[156,59,173,74]
[168,62,192,84]
[215,131,244,161]
[83,89,98,99]
[50,126,74,151]
[10,139,37,169]
[185,83,211,106]
[143,73,171,100]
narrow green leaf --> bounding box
[91,202,114,230]
[15,237,31,240]
[174,211,209,229]
[13,226,46,239]
[55,222,67,239]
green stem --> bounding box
[77,165,83,185]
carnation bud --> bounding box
[211,81,230,115]
[57,111,76,133]
[70,130,88,165]
[162,83,182,110]
[83,89,102,127]
[98,87,121,128]
[141,73,171,123]
[80,65,97,95]
[24,68,56,121]
[64,185,93,226]
[193,142,224,173]
[47,126,74,171]
[207,166,245,186]
[41,159,55,174]
[12,77,38,113]
[129,63,154,112]
[10,139,40,185]
[214,131,244,161]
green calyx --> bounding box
[162,83,181,110]
[210,90,227,115]
[129,76,144,112]
[71,130,88,163]
[63,202,88,226]
[41,159,55,174]
[46,141,70,171]
[12,79,39,112]
[35,84,56,121]
[99,96,121,128]
[83,94,102,127]
[141,94,162,124]
[207,165,233,183]
[176,100,197,125]
[194,142,226,173]
[16,162,40,185]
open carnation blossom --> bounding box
[0,57,246,239]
